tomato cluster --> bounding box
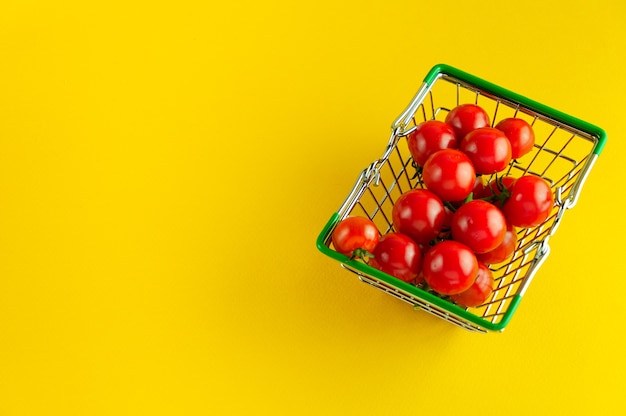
[332,104,555,309]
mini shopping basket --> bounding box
[316,64,607,333]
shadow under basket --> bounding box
[316,64,607,333]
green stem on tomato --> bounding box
[350,248,374,262]
[473,174,513,205]
[443,201,457,213]
[411,160,423,180]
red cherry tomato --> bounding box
[450,200,507,254]
[422,240,478,296]
[370,233,422,282]
[460,127,512,174]
[445,104,491,140]
[392,189,445,244]
[476,223,518,264]
[502,175,554,228]
[495,117,535,159]
[451,262,494,307]
[407,120,458,167]
[422,149,476,202]
[331,216,379,259]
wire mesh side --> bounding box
[340,264,487,333]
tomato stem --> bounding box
[443,201,457,212]
[410,160,422,180]
[474,174,513,205]
[350,248,374,262]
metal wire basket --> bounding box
[316,64,607,332]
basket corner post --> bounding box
[423,63,448,85]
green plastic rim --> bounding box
[424,64,607,155]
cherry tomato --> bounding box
[422,149,476,202]
[369,233,422,282]
[331,216,379,259]
[445,104,491,140]
[407,120,457,167]
[495,117,535,159]
[476,223,517,264]
[422,240,478,296]
[460,127,512,174]
[451,262,494,308]
[502,175,554,228]
[392,189,445,244]
[450,200,507,254]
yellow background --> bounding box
[1,1,624,414]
